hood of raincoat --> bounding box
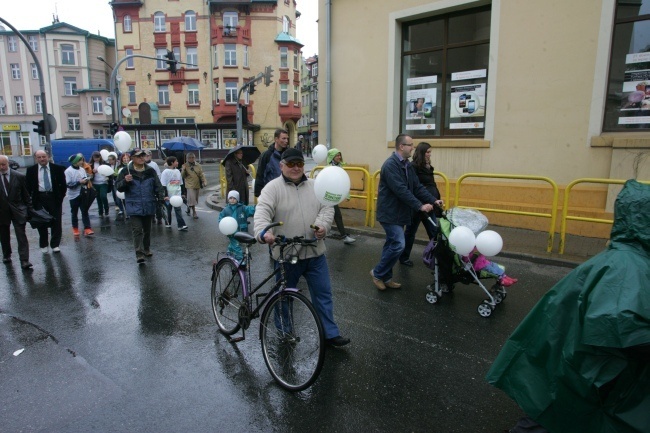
[326,148,344,166]
[485,179,650,433]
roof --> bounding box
[275,32,304,47]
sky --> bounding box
[0,0,319,56]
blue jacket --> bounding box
[376,152,439,225]
[254,145,283,197]
[115,163,164,216]
[219,203,255,232]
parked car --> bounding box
[8,159,19,170]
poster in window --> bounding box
[405,89,437,123]
[222,129,238,149]
[449,83,485,120]
[618,52,650,125]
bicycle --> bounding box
[210,222,325,391]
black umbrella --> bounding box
[221,145,261,166]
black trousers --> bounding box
[0,221,29,262]
[35,192,63,248]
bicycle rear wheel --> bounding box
[211,259,246,335]
[259,291,325,391]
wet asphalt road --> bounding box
[0,168,573,432]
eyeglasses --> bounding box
[284,161,304,168]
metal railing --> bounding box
[219,162,256,199]
[310,166,374,226]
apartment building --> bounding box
[110,0,304,155]
[297,54,318,152]
[0,22,115,167]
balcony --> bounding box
[278,103,301,124]
[211,25,250,44]
[223,26,237,37]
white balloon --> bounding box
[311,144,328,164]
[169,196,183,208]
[475,230,503,256]
[100,149,110,161]
[313,166,350,206]
[108,151,118,160]
[219,216,238,235]
[116,190,125,200]
[97,165,114,177]
[113,131,132,152]
[448,226,476,256]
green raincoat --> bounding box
[486,179,650,433]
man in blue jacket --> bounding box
[371,134,439,290]
[115,148,165,264]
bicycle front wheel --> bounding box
[211,259,246,335]
[260,291,325,391]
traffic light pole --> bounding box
[236,66,273,146]
[0,18,51,154]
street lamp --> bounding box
[97,55,119,124]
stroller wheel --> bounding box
[477,301,494,317]
[425,291,439,304]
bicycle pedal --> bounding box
[228,336,245,343]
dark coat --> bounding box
[254,145,283,197]
[115,163,164,216]
[376,153,439,226]
[224,157,250,205]
[26,162,67,208]
[0,169,32,225]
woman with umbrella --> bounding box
[222,146,259,205]
[181,152,206,219]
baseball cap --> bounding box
[131,148,146,157]
[282,148,304,163]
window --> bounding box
[312,62,318,77]
[29,35,38,51]
[225,44,237,66]
[214,82,220,104]
[0,97,5,115]
[67,113,80,131]
[93,129,104,139]
[154,12,166,32]
[34,95,43,114]
[243,45,249,68]
[20,133,31,156]
[124,14,132,32]
[280,47,288,68]
[61,44,75,65]
[64,77,77,96]
[201,130,218,148]
[604,1,650,131]
[294,50,299,69]
[126,48,134,68]
[156,48,167,69]
[173,46,181,64]
[164,118,195,124]
[92,96,103,114]
[212,45,219,66]
[280,84,288,104]
[128,85,136,104]
[1,133,11,155]
[158,85,170,105]
[10,64,20,79]
[294,85,298,105]
[188,83,199,105]
[225,82,237,104]
[8,36,17,52]
[186,47,198,69]
[283,16,290,33]
[185,10,196,31]
[15,96,25,114]
[224,11,238,29]
[400,6,490,138]
[31,63,38,79]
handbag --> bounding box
[28,207,54,229]
[80,185,97,211]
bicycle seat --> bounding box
[234,232,257,245]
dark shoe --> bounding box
[136,256,145,265]
[3,256,12,264]
[143,250,153,257]
[399,259,414,267]
[326,336,351,347]
[157,219,163,225]
[21,261,33,270]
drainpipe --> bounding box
[326,0,332,149]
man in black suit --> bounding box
[26,150,67,253]
[0,155,33,269]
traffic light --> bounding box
[165,50,177,74]
[109,122,119,136]
[248,80,256,95]
[264,65,274,86]
[32,120,45,136]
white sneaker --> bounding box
[52,247,61,253]
[41,247,48,253]
[165,224,172,228]
[343,236,356,244]
[179,226,188,231]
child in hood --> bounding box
[218,190,255,261]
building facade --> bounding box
[297,54,318,152]
[110,0,304,155]
[0,22,115,167]
[318,0,650,237]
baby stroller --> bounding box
[422,207,509,317]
